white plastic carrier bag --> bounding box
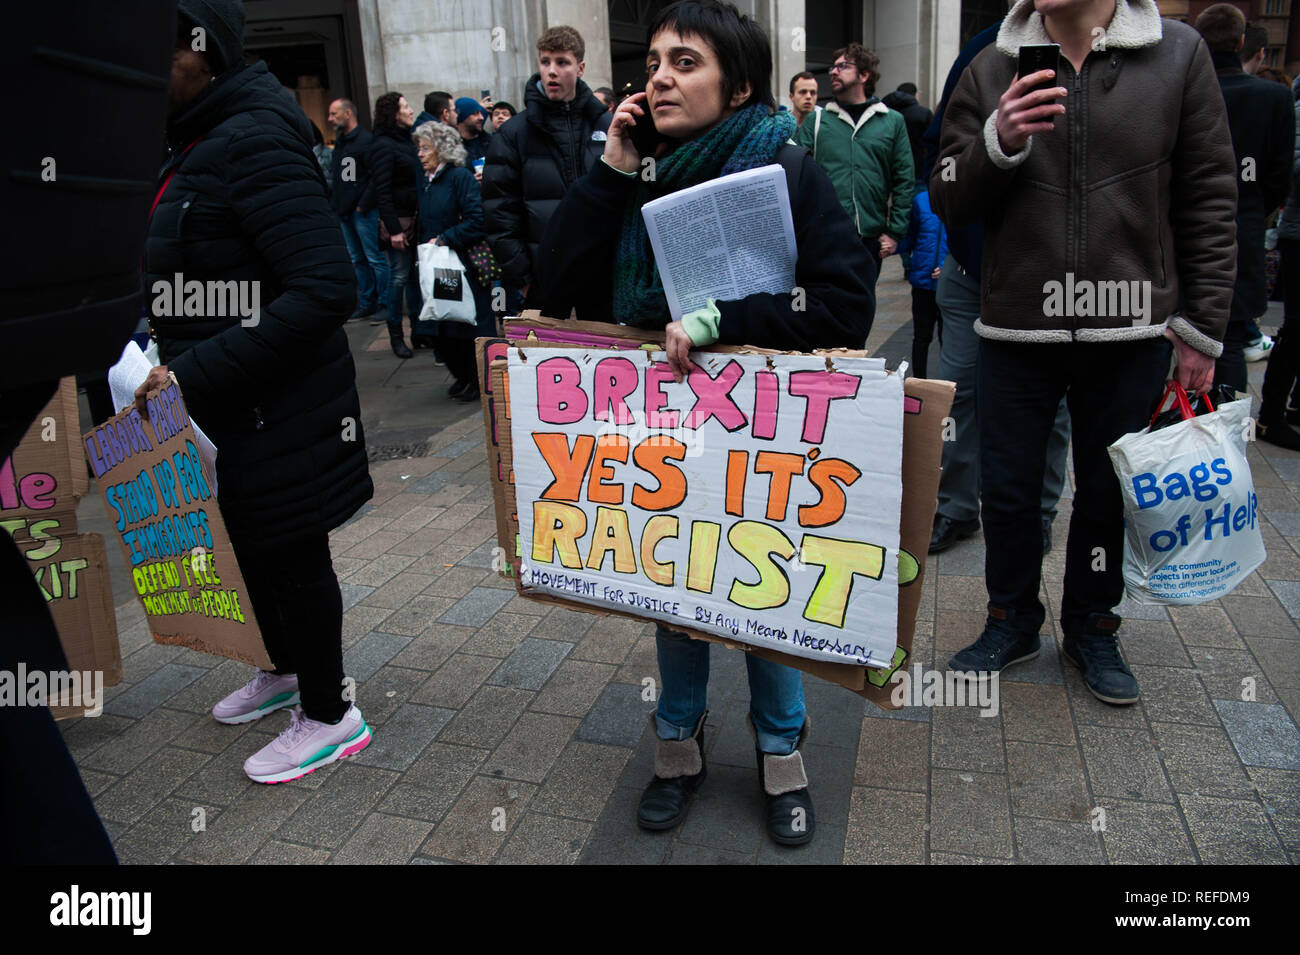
[418,242,477,325]
[1108,381,1265,605]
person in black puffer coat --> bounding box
[138,0,375,785]
[369,91,423,358]
[482,25,612,316]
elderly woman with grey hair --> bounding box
[412,121,493,400]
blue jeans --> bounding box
[654,625,805,755]
[385,244,417,330]
[339,209,388,313]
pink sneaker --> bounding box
[243,705,371,784]
[212,670,300,725]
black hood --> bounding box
[523,73,607,126]
[168,61,311,151]
[882,90,919,111]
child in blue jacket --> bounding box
[898,185,948,378]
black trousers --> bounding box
[1214,319,1253,395]
[1260,237,1300,423]
[978,336,1171,637]
[910,286,941,379]
[228,530,348,724]
[861,236,882,289]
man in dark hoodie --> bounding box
[882,82,932,177]
[137,0,375,784]
[482,25,613,312]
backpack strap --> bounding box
[813,105,821,158]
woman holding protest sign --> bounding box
[135,0,374,784]
[535,0,875,845]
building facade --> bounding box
[239,0,1297,146]
[242,0,964,137]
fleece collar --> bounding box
[825,98,890,132]
[996,0,1163,56]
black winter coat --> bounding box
[330,124,376,218]
[1214,52,1297,324]
[881,90,930,183]
[535,144,875,351]
[368,122,421,240]
[482,76,613,288]
[143,61,372,548]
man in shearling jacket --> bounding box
[930,0,1236,705]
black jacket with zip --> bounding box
[482,75,613,289]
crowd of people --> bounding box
[5,0,1298,860]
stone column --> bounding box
[544,0,613,92]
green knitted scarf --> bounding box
[613,103,796,327]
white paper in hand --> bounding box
[641,164,798,322]
[108,340,219,494]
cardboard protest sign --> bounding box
[84,378,271,669]
[2,379,122,718]
[510,346,903,667]
[480,316,954,708]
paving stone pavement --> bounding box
[61,261,1300,864]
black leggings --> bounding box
[910,286,942,379]
[228,530,347,724]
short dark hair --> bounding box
[789,70,816,94]
[833,42,881,97]
[492,101,517,117]
[1242,22,1268,61]
[647,0,775,112]
[1195,3,1246,55]
[896,81,918,95]
[424,91,453,118]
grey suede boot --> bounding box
[751,715,815,846]
[636,711,707,831]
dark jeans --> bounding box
[228,531,347,724]
[860,236,882,289]
[910,286,941,378]
[1214,319,1254,395]
[978,336,1171,637]
[1260,237,1300,422]
[385,242,419,331]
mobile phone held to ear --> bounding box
[627,108,666,159]
[1017,43,1061,93]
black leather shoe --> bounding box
[637,713,706,831]
[448,380,469,398]
[754,718,815,846]
[1259,417,1300,451]
[455,383,480,402]
[390,333,412,359]
[929,513,980,554]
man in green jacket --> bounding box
[793,42,914,287]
